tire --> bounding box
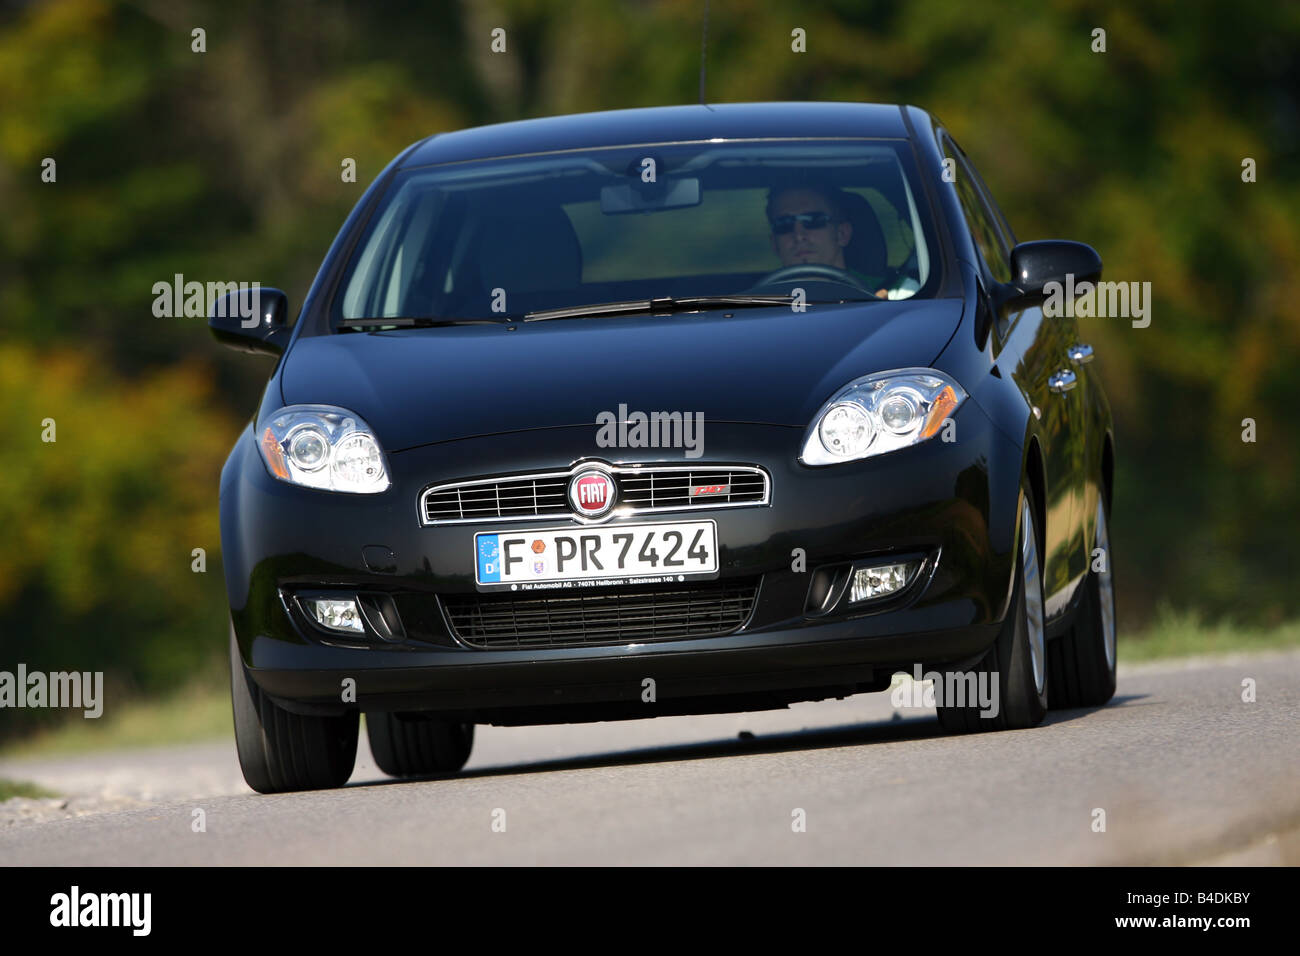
[937,485,1049,733]
[229,627,359,794]
[1048,494,1118,708]
[366,712,474,778]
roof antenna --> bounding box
[699,0,710,104]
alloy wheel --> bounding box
[1021,495,1046,696]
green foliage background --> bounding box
[1,0,1297,738]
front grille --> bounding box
[420,465,769,525]
[442,577,761,649]
[618,468,768,509]
[422,475,569,523]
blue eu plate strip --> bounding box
[476,534,502,583]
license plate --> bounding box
[474,520,718,591]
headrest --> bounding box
[474,207,583,293]
[839,191,888,277]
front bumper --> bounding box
[220,400,1024,719]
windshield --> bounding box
[333,139,940,325]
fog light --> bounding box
[850,561,919,603]
[309,598,364,633]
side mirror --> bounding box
[209,287,291,356]
[1008,240,1102,297]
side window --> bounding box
[971,168,1017,252]
[942,136,1012,284]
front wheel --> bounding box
[366,712,474,778]
[937,486,1049,733]
[229,627,359,794]
[1048,494,1118,708]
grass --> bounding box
[0,670,232,759]
[0,778,58,801]
[0,612,1295,757]
[1120,605,1300,663]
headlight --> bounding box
[800,368,967,466]
[257,405,391,493]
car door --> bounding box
[942,136,1086,614]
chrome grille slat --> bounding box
[420,465,769,525]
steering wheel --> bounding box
[751,262,878,296]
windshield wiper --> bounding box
[523,295,804,323]
[337,316,508,330]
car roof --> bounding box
[401,102,917,168]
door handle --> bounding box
[1068,343,1094,365]
[1048,369,1077,393]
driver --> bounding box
[765,182,887,297]
[767,183,853,269]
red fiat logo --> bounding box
[569,471,615,517]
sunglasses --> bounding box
[770,211,836,234]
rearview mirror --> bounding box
[1008,240,1102,297]
[209,287,291,356]
[600,178,700,214]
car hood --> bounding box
[279,298,964,451]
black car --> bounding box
[213,102,1116,794]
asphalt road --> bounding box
[2,650,1297,865]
